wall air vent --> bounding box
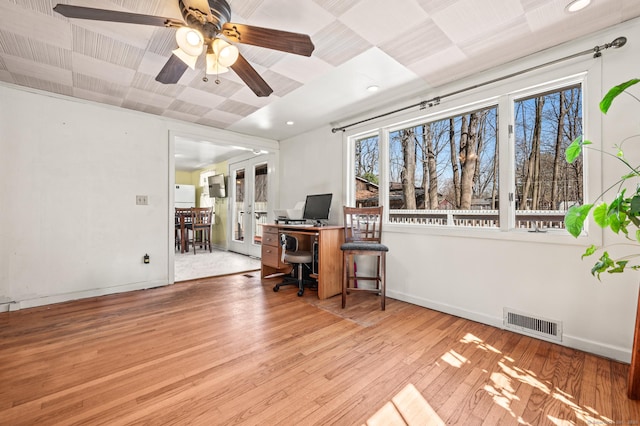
[503,308,562,342]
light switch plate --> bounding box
[136,195,148,205]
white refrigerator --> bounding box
[175,184,196,208]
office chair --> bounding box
[341,206,388,310]
[273,233,315,297]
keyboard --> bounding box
[285,223,314,227]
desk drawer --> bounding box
[262,226,279,247]
[261,244,281,268]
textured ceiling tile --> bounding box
[2,54,72,85]
[72,26,145,69]
[177,87,227,109]
[190,75,244,98]
[131,72,184,98]
[167,99,212,117]
[269,54,332,85]
[217,99,260,117]
[459,17,531,59]
[312,20,371,66]
[73,72,129,99]
[228,0,265,20]
[406,44,467,84]
[0,30,71,69]
[239,45,287,69]
[379,19,452,67]
[73,87,124,108]
[260,70,303,97]
[312,0,359,17]
[0,1,71,49]
[121,99,165,116]
[147,28,178,57]
[200,108,244,125]
[12,74,73,97]
[162,109,201,123]
[520,0,555,12]
[340,0,429,46]
[108,0,168,16]
[11,0,58,16]
[414,0,456,14]
[249,0,334,34]
[71,52,136,86]
[0,69,15,83]
[431,0,525,44]
[196,117,235,128]
[125,86,174,109]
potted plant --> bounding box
[564,77,640,398]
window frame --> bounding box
[345,70,601,246]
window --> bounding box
[513,84,583,230]
[388,105,498,226]
[348,76,584,234]
[354,134,380,207]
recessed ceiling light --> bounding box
[367,85,380,92]
[286,121,294,126]
[565,0,591,13]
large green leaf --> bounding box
[592,202,609,228]
[565,136,591,164]
[565,204,594,237]
[600,78,640,113]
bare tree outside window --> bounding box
[354,135,379,207]
[514,85,583,229]
[388,105,499,226]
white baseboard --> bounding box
[387,289,631,364]
[8,280,171,311]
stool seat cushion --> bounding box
[341,242,389,252]
[284,251,313,264]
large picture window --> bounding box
[388,105,498,226]
[349,77,584,234]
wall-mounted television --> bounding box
[207,174,227,198]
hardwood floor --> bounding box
[1,273,639,425]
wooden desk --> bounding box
[261,224,344,299]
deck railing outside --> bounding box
[388,209,567,230]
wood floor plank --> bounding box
[1,274,640,425]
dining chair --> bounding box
[190,207,213,254]
[175,208,193,253]
[341,206,388,310]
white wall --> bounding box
[279,18,640,362]
[0,85,276,310]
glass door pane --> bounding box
[233,168,245,243]
[253,163,268,246]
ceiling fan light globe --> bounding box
[172,48,199,70]
[176,27,204,56]
[212,38,239,67]
[206,53,229,74]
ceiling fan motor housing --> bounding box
[179,0,231,39]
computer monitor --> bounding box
[303,193,333,225]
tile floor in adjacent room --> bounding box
[174,248,262,282]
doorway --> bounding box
[228,156,270,258]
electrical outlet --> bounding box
[136,195,148,205]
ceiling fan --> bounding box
[53,0,315,97]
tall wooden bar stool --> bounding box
[341,206,388,310]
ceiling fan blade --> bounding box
[155,54,189,84]
[230,54,273,97]
[53,4,184,27]
[222,23,315,57]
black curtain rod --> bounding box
[331,36,627,134]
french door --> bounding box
[228,156,269,258]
